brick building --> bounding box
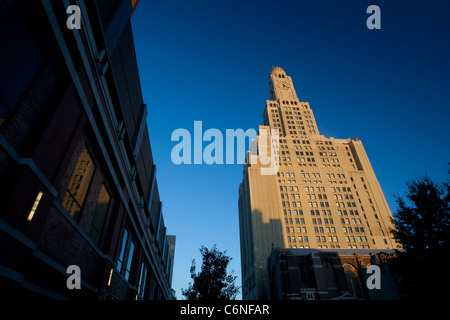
[0,0,175,299]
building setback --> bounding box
[0,0,174,299]
[238,67,398,300]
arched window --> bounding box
[343,264,363,298]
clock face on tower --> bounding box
[278,81,290,90]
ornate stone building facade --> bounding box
[239,67,397,299]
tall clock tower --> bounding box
[239,67,398,299]
[269,67,298,101]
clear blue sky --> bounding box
[130,0,450,299]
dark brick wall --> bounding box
[0,0,173,300]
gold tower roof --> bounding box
[270,67,285,74]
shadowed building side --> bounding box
[0,0,174,299]
[267,248,400,300]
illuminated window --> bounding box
[62,146,96,221]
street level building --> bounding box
[267,248,400,300]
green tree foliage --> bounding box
[390,176,450,299]
[182,245,239,301]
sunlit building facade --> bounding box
[238,67,397,299]
[0,0,174,299]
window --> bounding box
[344,264,363,299]
[88,184,111,245]
[125,241,135,281]
[62,146,96,221]
[116,229,129,272]
[116,228,135,282]
[138,262,148,298]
